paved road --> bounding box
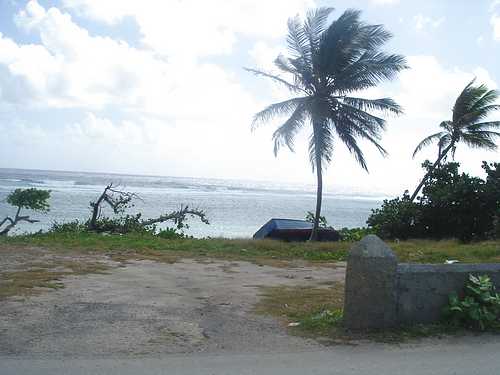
[2,337,500,375]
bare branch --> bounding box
[141,205,209,228]
[88,183,142,230]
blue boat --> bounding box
[253,218,340,242]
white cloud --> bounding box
[1,1,262,120]
[248,42,283,72]
[395,56,497,119]
[1,1,498,194]
[369,0,399,5]
[63,0,315,59]
[1,1,172,111]
[491,14,500,41]
[413,14,445,31]
[2,1,318,182]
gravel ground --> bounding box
[0,253,345,358]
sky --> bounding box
[0,0,499,196]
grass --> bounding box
[253,283,465,343]
[1,232,500,265]
[254,283,345,339]
[0,232,350,264]
[0,260,109,299]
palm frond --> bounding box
[272,104,308,155]
[439,121,453,132]
[244,68,305,93]
[412,132,446,158]
[452,78,489,123]
[340,97,403,115]
[304,7,334,52]
[335,51,408,92]
[252,97,307,129]
[317,9,363,74]
[331,110,388,164]
[317,9,407,92]
[355,24,393,50]
[461,131,499,150]
[287,15,311,63]
[342,119,387,157]
[274,55,297,75]
[334,122,368,170]
[335,102,387,134]
[466,121,500,131]
[459,104,500,126]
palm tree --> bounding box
[247,8,407,240]
[410,79,500,202]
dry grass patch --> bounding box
[0,260,110,300]
[254,283,345,339]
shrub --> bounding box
[443,274,500,331]
[305,211,328,228]
[367,161,498,242]
[338,227,375,242]
[50,220,87,233]
[89,214,154,234]
[1,188,51,236]
[6,188,51,212]
[484,162,500,239]
[419,162,492,242]
[367,192,422,240]
[156,227,188,239]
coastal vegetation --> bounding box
[368,160,500,242]
[52,183,209,237]
[248,7,407,240]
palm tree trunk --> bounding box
[409,144,452,202]
[309,155,323,241]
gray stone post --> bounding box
[344,235,398,330]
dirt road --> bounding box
[0,258,344,357]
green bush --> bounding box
[444,274,500,331]
[338,227,375,242]
[49,217,189,239]
[156,227,188,239]
[305,211,328,228]
[366,192,421,240]
[6,188,51,212]
[50,220,87,233]
[367,161,499,242]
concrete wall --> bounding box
[397,263,500,325]
[344,235,500,330]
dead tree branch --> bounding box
[87,184,209,234]
[88,183,141,230]
[142,205,209,228]
[0,204,40,236]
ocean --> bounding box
[0,168,387,238]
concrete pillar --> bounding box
[344,235,398,330]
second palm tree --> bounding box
[411,79,500,202]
